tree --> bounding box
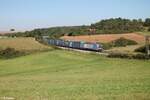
[68,32,74,36]
[10,29,15,31]
[144,18,150,26]
[91,18,144,34]
[148,27,150,31]
[138,18,143,24]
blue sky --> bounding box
[0,0,150,31]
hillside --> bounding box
[5,18,147,38]
[0,50,149,99]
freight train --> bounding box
[40,36,103,52]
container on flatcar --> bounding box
[61,40,66,47]
[55,39,59,45]
[72,41,81,49]
[52,39,56,45]
[69,41,73,48]
[64,41,70,47]
[48,39,55,45]
[54,39,60,46]
[80,41,85,49]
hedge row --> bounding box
[135,45,150,53]
[107,52,149,60]
[0,48,25,59]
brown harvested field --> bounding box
[61,33,145,44]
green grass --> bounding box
[0,50,150,100]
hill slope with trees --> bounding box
[5,18,150,38]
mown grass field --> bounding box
[0,50,150,100]
[0,37,51,52]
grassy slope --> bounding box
[0,50,150,100]
[0,37,51,52]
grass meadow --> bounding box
[0,50,150,100]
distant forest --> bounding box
[4,18,150,38]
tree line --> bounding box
[91,18,144,33]
[5,18,150,38]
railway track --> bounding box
[58,46,108,56]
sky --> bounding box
[0,0,150,31]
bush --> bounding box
[135,45,150,53]
[99,42,113,50]
[132,53,149,59]
[107,52,149,59]
[108,52,132,59]
[112,37,138,47]
[148,27,150,31]
[0,48,24,59]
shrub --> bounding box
[112,37,138,47]
[107,52,149,59]
[135,45,150,53]
[132,53,149,59]
[107,52,132,59]
[0,48,24,59]
[99,42,113,50]
[148,27,150,31]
